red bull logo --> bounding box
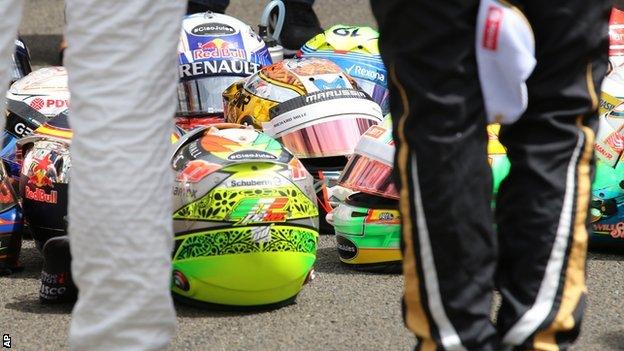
[193,38,245,60]
[25,187,58,204]
[27,154,54,188]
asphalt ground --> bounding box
[2,237,624,351]
[3,0,624,350]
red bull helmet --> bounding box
[177,12,272,130]
[17,113,71,251]
[3,67,69,181]
[298,25,389,114]
[171,124,319,308]
[223,57,383,159]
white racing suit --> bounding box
[0,0,186,350]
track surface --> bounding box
[1,237,623,350]
[3,1,624,350]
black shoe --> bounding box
[279,1,323,55]
[187,1,226,15]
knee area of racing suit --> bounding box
[40,235,77,303]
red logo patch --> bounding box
[29,98,45,110]
[483,6,503,51]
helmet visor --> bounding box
[280,119,376,158]
[339,154,398,199]
[263,89,383,158]
[177,75,243,116]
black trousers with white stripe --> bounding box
[371,0,612,350]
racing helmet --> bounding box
[3,67,69,180]
[177,12,272,130]
[0,161,23,274]
[329,117,400,270]
[338,119,398,199]
[171,124,319,308]
[298,25,389,114]
[17,113,71,251]
[223,57,383,159]
[590,159,624,247]
[11,38,32,84]
[328,192,401,271]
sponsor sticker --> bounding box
[336,235,358,260]
[251,226,272,244]
[228,178,279,188]
[178,60,261,80]
[191,23,236,36]
[226,150,277,161]
[192,38,246,60]
[25,187,58,204]
[27,153,54,188]
[592,221,624,239]
[177,160,220,183]
[229,197,289,224]
[311,76,348,90]
[344,63,386,84]
[29,98,45,110]
[28,98,69,112]
[364,125,387,139]
[366,209,400,224]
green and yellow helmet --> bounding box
[328,192,401,271]
[171,124,319,308]
[329,116,400,271]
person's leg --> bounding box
[63,0,186,350]
[496,1,612,350]
[373,1,498,350]
[0,0,23,109]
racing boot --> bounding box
[279,1,322,56]
[39,236,77,304]
[187,0,227,15]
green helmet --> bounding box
[328,192,401,271]
[589,158,624,246]
[331,118,401,271]
[171,125,319,308]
